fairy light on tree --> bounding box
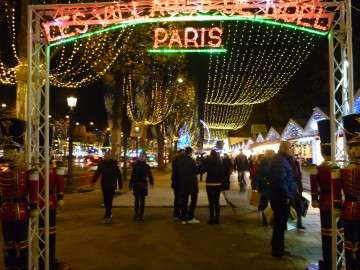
[166,76,196,151]
[121,23,189,127]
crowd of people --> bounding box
[91,144,305,259]
[186,143,306,260]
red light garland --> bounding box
[42,0,330,43]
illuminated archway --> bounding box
[27,1,352,269]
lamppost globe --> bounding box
[66,96,77,193]
[67,97,77,109]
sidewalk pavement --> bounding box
[1,170,322,270]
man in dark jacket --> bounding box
[234,150,249,192]
[91,152,122,223]
[268,141,296,259]
[171,149,185,219]
[129,153,154,221]
[176,147,200,224]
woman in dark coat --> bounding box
[290,156,304,229]
[129,153,154,221]
[255,150,275,226]
[199,150,224,224]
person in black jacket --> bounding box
[268,141,297,259]
[129,153,154,221]
[91,152,122,224]
[221,153,233,190]
[234,150,249,192]
[290,156,305,229]
[171,149,185,219]
[199,150,225,224]
[176,147,200,224]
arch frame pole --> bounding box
[27,5,50,270]
[26,2,350,270]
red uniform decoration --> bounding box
[0,118,39,270]
[310,119,343,270]
[38,165,65,269]
[332,113,360,270]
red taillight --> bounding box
[87,161,92,165]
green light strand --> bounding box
[148,48,227,53]
[49,15,328,47]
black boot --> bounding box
[297,220,305,229]
[261,212,268,226]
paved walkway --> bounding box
[0,169,322,270]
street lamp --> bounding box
[66,96,77,193]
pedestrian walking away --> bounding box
[196,153,206,182]
[234,150,249,192]
[255,150,275,226]
[199,150,224,224]
[129,153,154,221]
[221,153,233,191]
[290,155,305,229]
[171,149,185,219]
[91,152,122,224]
[268,141,296,259]
[176,147,200,224]
[250,154,263,190]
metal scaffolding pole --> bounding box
[26,2,350,269]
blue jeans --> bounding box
[237,171,247,191]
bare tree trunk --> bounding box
[156,123,165,170]
[139,125,148,153]
[110,84,121,159]
[168,137,174,163]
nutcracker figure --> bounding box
[0,118,39,270]
[310,119,343,270]
[333,113,360,270]
[38,163,65,270]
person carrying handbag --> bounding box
[255,150,275,226]
[290,155,305,229]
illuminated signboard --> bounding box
[42,0,330,43]
[154,27,223,48]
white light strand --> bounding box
[204,103,253,129]
[50,26,134,88]
[204,20,321,129]
[0,0,17,85]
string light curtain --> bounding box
[208,129,229,141]
[50,27,134,88]
[204,20,322,129]
[0,0,17,85]
[204,103,253,130]
[0,0,134,88]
